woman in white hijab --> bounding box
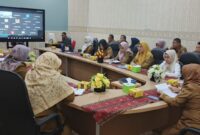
[160,49,181,78]
[81,35,94,54]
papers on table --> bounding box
[104,59,120,64]
[72,88,85,96]
[155,83,177,98]
[65,51,72,54]
[0,57,5,62]
[0,55,9,62]
[117,65,127,69]
[112,60,120,64]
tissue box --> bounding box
[132,65,141,73]
[90,56,97,61]
[83,53,90,58]
[129,88,144,98]
[119,78,137,84]
[122,83,136,94]
[78,81,90,90]
[127,65,133,71]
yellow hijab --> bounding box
[134,42,153,65]
[25,52,73,115]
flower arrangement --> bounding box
[95,50,104,63]
[147,65,164,83]
[95,50,104,59]
[28,51,36,62]
[90,73,110,92]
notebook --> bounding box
[155,83,177,98]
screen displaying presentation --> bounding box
[0,6,45,42]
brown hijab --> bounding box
[182,64,200,86]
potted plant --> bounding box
[147,65,164,83]
[90,73,110,92]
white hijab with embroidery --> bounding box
[81,36,94,53]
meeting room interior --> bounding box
[0,0,200,135]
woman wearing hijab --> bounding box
[98,39,113,59]
[160,64,200,135]
[81,35,94,54]
[115,42,133,64]
[25,52,74,135]
[130,37,140,56]
[0,45,31,79]
[160,49,181,78]
[131,42,154,69]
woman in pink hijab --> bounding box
[0,45,32,79]
[114,41,133,64]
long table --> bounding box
[35,47,181,135]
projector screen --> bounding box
[0,6,45,42]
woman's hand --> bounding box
[130,61,136,66]
[157,90,165,99]
[169,86,181,93]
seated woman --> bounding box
[131,42,154,69]
[160,49,181,78]
[25,52,74,135]
[0,45,32,79]
[160,64,200,135]
[130,37,140,56]
[114,42,133,64]
[98,39,113,59]
[81,35,94,54]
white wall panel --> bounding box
[68,0,200,51]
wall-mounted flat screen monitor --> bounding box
[0,6,45,42]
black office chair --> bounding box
[0,70,63,135]
[110,42,120,57]
[151,48,165,64]
[179,52,200,65]
[179,128,200,135]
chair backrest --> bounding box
[179,52,200,65]
[71,40,76,50]
[110,42,120,57]
[0,70,37,135]
[179,128,200,135]
[151,48,165,64]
